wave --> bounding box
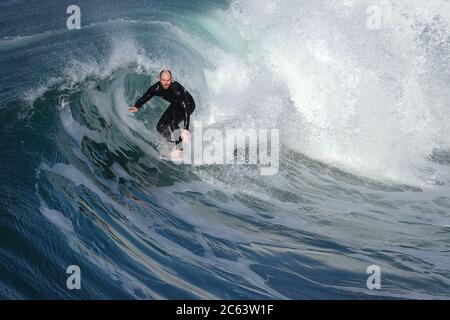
[28,0,448,185]
[17,0,450,299]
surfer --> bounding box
[128,70,196,157]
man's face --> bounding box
[160,72,172,90]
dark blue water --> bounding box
[1,0,450,299]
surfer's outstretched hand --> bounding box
[181,129,190,144]
[128,106,139,112]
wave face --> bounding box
[1,0,450,299]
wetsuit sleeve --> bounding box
[182,100,190,130]
[134,82,158,110]
[180,86,191,130]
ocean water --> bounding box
[1,0,450,299]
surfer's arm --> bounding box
[173,82,192,130]
[180,98,191,143]
[180,86,192,131]
[134,83,158,110]
[181,99,190,130]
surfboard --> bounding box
[160,149,184,163]
[154,136,184,163]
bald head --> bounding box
[159,69,172,89]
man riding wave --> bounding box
[128,70,195,158]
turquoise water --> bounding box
[1,0,450,299]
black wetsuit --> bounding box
[134,81,195,144]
